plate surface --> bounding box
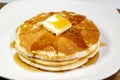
[0,0,120,80]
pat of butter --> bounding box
[43,14,71,36]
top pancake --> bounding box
[15,11,100,60]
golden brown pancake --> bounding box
[14,11,100,71]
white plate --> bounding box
[0,0,120,80]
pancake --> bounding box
[14,11,100,71]
[18,45,98,71]
[15,11,100,61]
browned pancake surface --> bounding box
[18,11,100,55]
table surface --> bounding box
[0,2,120,80]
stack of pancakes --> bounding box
[15,11,100,71]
